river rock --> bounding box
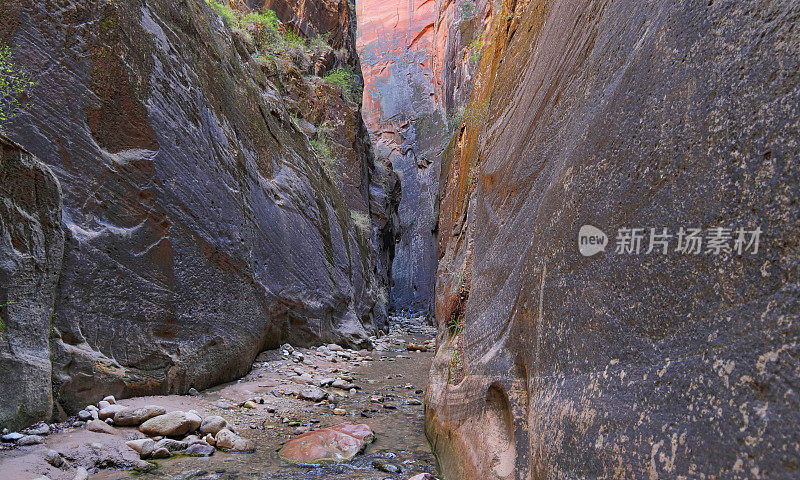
[186,442,215,456]
[102,396,116,404]
[98,404,128,420]
[1,432,23,442]
[199,416,228,435]
[140,411,196,437]
[407,474,434,480]
[77,410,92,421]
[24,423,51,436]
[298,386,327,402]
[278,422,374,464]
[72,467,89,480]
[185,411,202,431]
[154,438,188,452]
[86,420,117,435]
[114,405,167,426]
[150,447,170,459]
[373,459,402,473]
[43,449,64,467]
[214,429,253,452]
[17,435,44,445]
[126,438,155,458]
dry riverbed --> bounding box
[0,319,438,480]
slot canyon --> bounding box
[0,0,798,479]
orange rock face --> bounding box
[357,0,444,313]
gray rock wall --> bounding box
[0,137,63,430]
[0,0,393,415]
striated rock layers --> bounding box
[429,0,800,479]
[0,0,397,421]
[0,138,64,431]
[357,0,445,314]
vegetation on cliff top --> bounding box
[0,44,34,129]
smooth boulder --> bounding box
[114,405,166,426]
[86,420,117,435]
[214,429,254,452]
[278,422,374,464]
[125,438,155,458]
[199,416,228,435]
[139,411,196,437]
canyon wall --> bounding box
[0,0,396,424]
[0,138,63,431]
[429,0,800,479]
[357,0,444,314]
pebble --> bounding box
[332,408,346,415]
[77,410,92,421]
[102,395,116,404]
[372,459,402,473]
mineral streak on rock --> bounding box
[429,0,800,479]
[357,0,446,314]
[0,0,397,415]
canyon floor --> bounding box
[0,318,438,480]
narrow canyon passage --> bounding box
[0,318,438,479]
[2,0,799,479]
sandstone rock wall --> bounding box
[429,0,800,478]
[357,0,445,314]
[0,137,64,431]
[0,0,395,416]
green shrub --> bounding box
[323,66,359,102]
[0,45,34,128]
[311,122,337,178]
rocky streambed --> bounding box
[0,319,438,480]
